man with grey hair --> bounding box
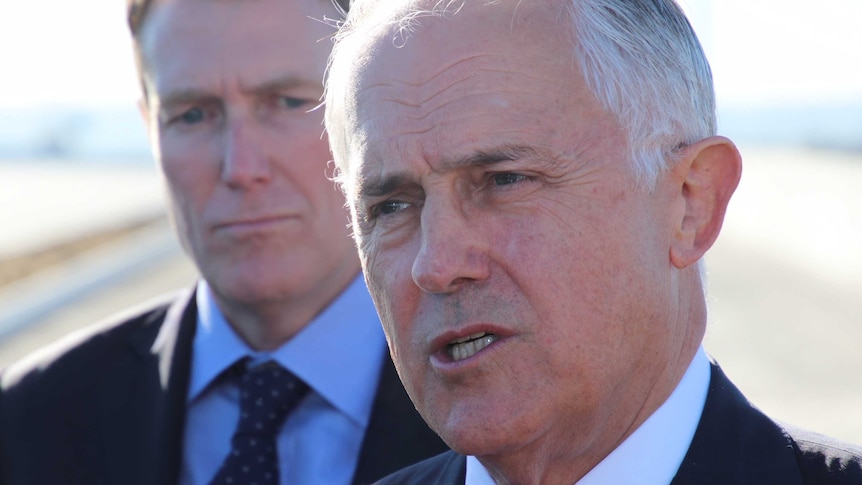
[323,0,862,483]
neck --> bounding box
[212,268,361,352]
[480,445,614,485]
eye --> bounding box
[366,200,412,221]
[492,172,528,186]
[175,107,205,125]
[378,200,411,216]
[279,96,312,109]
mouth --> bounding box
[215,215,294,232]
[446,332,499,362]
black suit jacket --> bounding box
[375,362,862,484]
[0,287,447,485]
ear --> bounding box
[669,136,742,269]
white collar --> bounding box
[466,348,710,484]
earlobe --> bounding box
[669,136,742,269]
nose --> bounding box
[411,197,491,293]
[221,119,272,188]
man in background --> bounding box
[0,0,445,483]
[323,0,862,483]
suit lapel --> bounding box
[375,451,466,485]
[99,288,198,485]
[430,452,467,485]
[361,361,809,484]
[352,352,449,485]
[671,362,804,485]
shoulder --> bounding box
[0,289,189,394]
[375,451,466,485]
[676,360,862,484]
[786,427,862,484]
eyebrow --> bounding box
[158,76,318,107]
[158,88,217,108]
[244,75,319,96]
[357,144,539,200]
[444,145,539,170]
[359,173,415,200]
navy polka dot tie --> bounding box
[209,359,310,485]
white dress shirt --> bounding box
[179,276,386,485]
[466,348,711,485]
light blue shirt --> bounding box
[179,275,387,485]
[466,347,711,485]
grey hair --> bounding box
[324,0,716,190]
[565,0,716,187]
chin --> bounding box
[430,404,536,457]
[221,278,289,305]
[207,262,298,303]
[441,426,525,458]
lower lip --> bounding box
[429,336,505,373]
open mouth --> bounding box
[447,332,499,362]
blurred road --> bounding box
[0,146,859,443]
[704,146,862,443]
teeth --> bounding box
[451,332,487,344]
[448,333,498,362]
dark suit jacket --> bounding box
[374,362,862,484]
[0,287,447,485]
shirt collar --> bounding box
[187,275,386,427]
[466,347,711,485]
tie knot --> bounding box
[235,360,309,437]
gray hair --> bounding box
[566,0,715,187]
[324,0,716,189]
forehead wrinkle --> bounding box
[388,53,513,100]
[352,113,435,159]
[355,75,550,141]
[359,49,551,106]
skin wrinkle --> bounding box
[353,81,551,140]
[353,93,616,247]
[352,97,603,184]
[355,49,573,133]
[355,144,595,232]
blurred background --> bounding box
[0,0,860,442]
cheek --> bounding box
[156,137,220,243]
[161,159,210,220]
[362,253,417,385]
[360,237,417,333]
[497,203,642,320]
[158,132,220,196]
